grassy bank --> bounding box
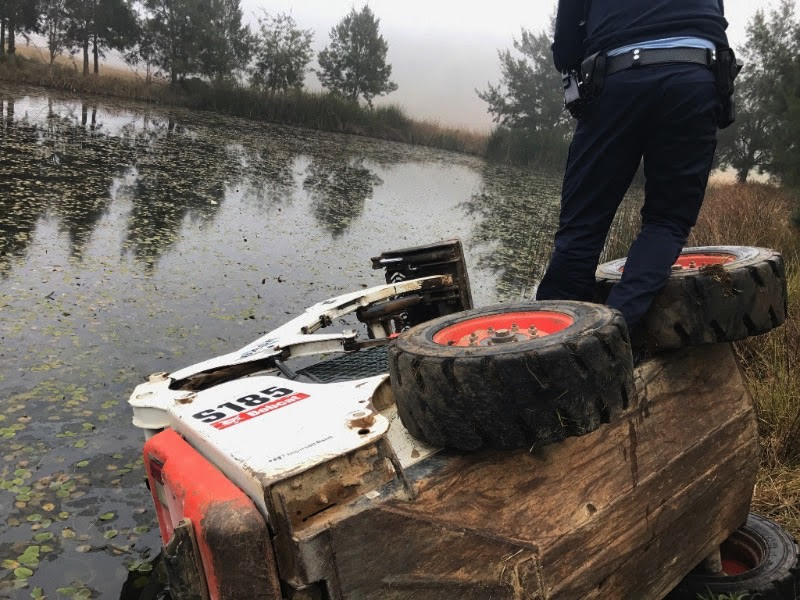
[691,183,800,538]
[0,53,487,156]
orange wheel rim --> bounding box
[432,311,574,347]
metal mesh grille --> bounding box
[297,345,389,383]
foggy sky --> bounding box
[242,0,764,130]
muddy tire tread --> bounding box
[389,302,634,451]
[595,247,787,352]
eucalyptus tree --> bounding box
[251,12,313,94]
[317,6,397,107]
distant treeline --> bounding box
[481,0,800,187]
[0,2,489,156]
[0,2,397,106]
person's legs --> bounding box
[537,71,648,302]
[606,64,719,327]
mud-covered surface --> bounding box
[0,83,640,598]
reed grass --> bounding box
[690,182,800,538]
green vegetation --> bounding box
[250,12,313,94]
[0,54,486,156]
[717,0,800,186]
[317,6,398,108]
[479,26,571,167]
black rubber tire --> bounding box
[595,246,787,352]
[666,513,800,600]
[388,301,634,451]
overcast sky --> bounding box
[239,0,766,130]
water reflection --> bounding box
[121,120,233,268]
[240,132,299,207]
[303,155,383,237]
[461,164,562,300]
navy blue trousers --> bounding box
[536,63,719,328]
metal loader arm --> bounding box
[168,275,453,390]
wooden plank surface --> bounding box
[322,344,759,599]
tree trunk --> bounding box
[1,20,6,57]
[8,20,15,55]
[92,34,99,75]
[736,167,749,184]
[83,40,89,76]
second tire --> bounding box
[596,246,787,352]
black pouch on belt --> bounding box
[580,51,607,100]
[714,47,743,129]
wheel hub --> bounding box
[432,311,574,347]
[461,324,541,347]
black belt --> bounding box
[605,47,715,76]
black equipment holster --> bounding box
[713,47,742,129]
[563,52,606,119]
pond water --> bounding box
[0,83,640,598]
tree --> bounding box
[317,6,397,107]
[0,1,41,55]
[64,0,137,75]
[195,0,252,81]
[141,0,200,84]
[479,27,570,138]
[42,0,69,65]
[250,12,313,94]
[716,0,799,183]
[715,77,773,183]
[124,17,158,82]
[478,25,572,165]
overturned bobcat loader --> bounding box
[128,240,797,600]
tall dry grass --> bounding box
[690,182,800,537]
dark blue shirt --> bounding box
[553,0,729,71]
